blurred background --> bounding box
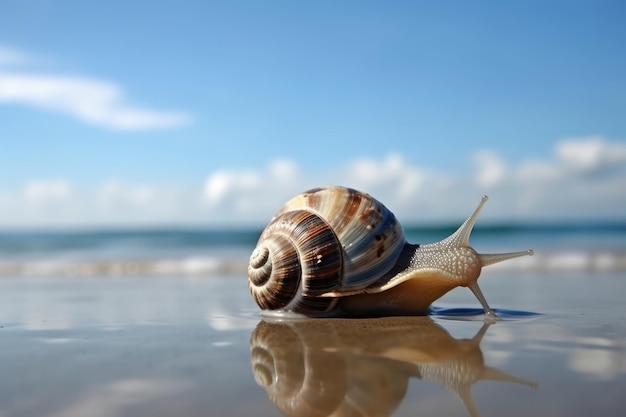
[3,6,626,416]
[0,1,625,276]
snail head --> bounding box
[419,195,534,319]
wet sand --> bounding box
[1,271,625,417]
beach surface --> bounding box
[1,269,625,417]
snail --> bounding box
[250,317,536,417]
[248,186,533,318]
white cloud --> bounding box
[203,161,310,221]
[556,136,626,173]
[515,159,559,182]
[341,154,428,204]
[473,150,507,187]
[204,136,626,224]
[0,136,625,228]
[90,181,199,225]
[204,170,262,206]
[95,181,161,208]
[0,45,191,131]
[268,158,300,180]
[0,72,191,130]
[0,181,204,228]
[24,179,73,203]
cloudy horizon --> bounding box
[1,134,625,229]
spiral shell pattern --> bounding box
[248,186,407,315]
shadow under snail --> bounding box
[248,186,533,318]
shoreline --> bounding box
[1,248,626,278]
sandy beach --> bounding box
[1,269,625,417]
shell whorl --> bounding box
[248,209,344,314]
[248,187,407,315]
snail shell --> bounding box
[248,186,533,318]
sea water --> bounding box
[1,223,625,416]
[1,222,625,277]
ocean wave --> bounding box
[0,256,245,278]
[1,250,625,277]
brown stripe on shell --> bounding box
[248,246,271,286]
[290,211,343,296]
[247,209,343,314]
[325,187,364,237]
[248,233,301,311]
[266,186,406,293]
[337,193,406,289]
[279,187,366,238]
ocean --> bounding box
[2,222,626,416]
[1,222,625,277]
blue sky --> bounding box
[1,1,625,227]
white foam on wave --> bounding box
[1,249,625,277]
[0,256,246,278]
[487,250,626,272]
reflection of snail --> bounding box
[250,317,536,417]
[248,186,532,318]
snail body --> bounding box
[248,186,533,318]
